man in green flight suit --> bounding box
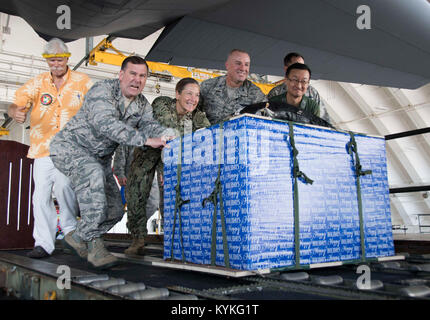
[125,77,211,255]
[269,63,320,117]
[267,52,331,123]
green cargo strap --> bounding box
[286,122,313,269]
[170,135,190,262]
[202,123,230,268]
[346,132,372,262]
[287,122,314,185]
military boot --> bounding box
[87,238,118,269]
[63,230,88,259]
[124,238,145,256]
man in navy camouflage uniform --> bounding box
[112,145,160,218]
[124,77,210,255]
[50,56,176,269]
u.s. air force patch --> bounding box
[40,93,53,105]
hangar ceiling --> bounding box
[0,0,428,88]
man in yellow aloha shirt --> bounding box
[7,38,92,258]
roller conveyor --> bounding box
[1,238,430,301]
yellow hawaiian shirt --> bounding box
[13,68,92,159]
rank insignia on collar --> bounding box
[40,93,53,105]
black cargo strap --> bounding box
[202,123,230,268]
[170,135,189,262]
[286,122,314,269]
[346,132,372,261]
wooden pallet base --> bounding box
[112,253,406,278]
[112,253,270,277]
[150,259,271,278]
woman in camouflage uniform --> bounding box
[125,78,211,255]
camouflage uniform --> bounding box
[49,79,175,242]
[268,82,332,123]
[200,75,267,125]
[113,145,160,216]
[112,145,134,182]
[126,96,210,238]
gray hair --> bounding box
[42,38,70,56]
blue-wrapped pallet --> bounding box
[163,115,395,271]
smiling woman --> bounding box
[175,77,200,116]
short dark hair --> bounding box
[283,52,304,66]
[285,62,312,78]
[175,77,200,93]
[121,55,148,71]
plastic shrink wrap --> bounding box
[163,115,394,271]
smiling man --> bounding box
[269,63,320,117]
[7,38,92,259]
[268,52,331,123]
[199,49,267,125]
[49,56,176,269]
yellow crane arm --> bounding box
[87,37,276,95]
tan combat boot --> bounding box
[87,238,118,269]
[124,238,145,256]
[63,230,88,259]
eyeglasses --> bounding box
[287,78,309,86]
